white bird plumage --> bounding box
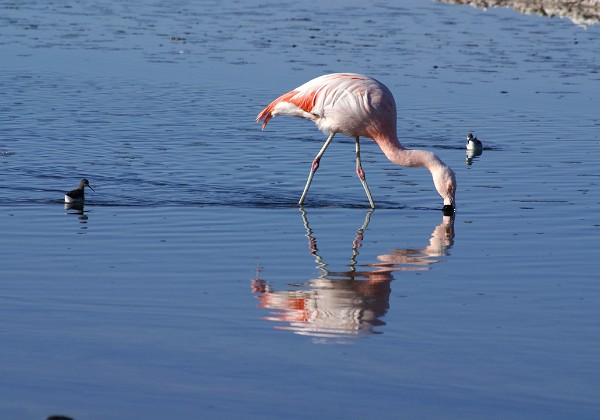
[466,133,483,151]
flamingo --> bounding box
[257,73,456,214]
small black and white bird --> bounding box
[466,133,483,151]
[64,179,95,204]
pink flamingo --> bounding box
[257,73,456,214]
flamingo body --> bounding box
[257,73,456,213]
[258,73,396,140]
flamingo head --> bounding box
[432,165,456,215]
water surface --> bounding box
[1,0,599,419]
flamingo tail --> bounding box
[257,89,318,130]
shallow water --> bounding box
[1,0,600,419]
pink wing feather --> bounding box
[256,87,320,130]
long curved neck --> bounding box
[372,132,456,209]
[374,134,445,171]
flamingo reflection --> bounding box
[251,210,455,343]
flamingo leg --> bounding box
[299,132,336,206]
[355,137,375,208]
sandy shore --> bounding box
[439,0,600,25]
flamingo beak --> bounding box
[442,204,455,216]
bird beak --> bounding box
[88,185,95,192]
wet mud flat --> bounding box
[440,0,600,25]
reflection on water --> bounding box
[369,214,455,272]
[466,147,483,166]
[64,202,89,226]
[251,210,455,344]
[302,208,374,277]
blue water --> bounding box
[1,0,600,419]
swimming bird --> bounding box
[64,178,94,204]
[466,133,483,151]
[257,73,456,214]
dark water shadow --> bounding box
[250,209,456,344]
[20,196,431,211]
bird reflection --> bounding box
[251,209,455,344]
[466,148,483,166]
[64,202,89,225]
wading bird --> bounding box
[257,73,456,214]
[466,133,483,151]
[64,178,94,204]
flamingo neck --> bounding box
[370,133,456,210]
[375,135,444,171]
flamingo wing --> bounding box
[256,73,366,129]
[257,73,393,139]
[256,85,323,130]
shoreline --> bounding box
[438,0,600,26]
